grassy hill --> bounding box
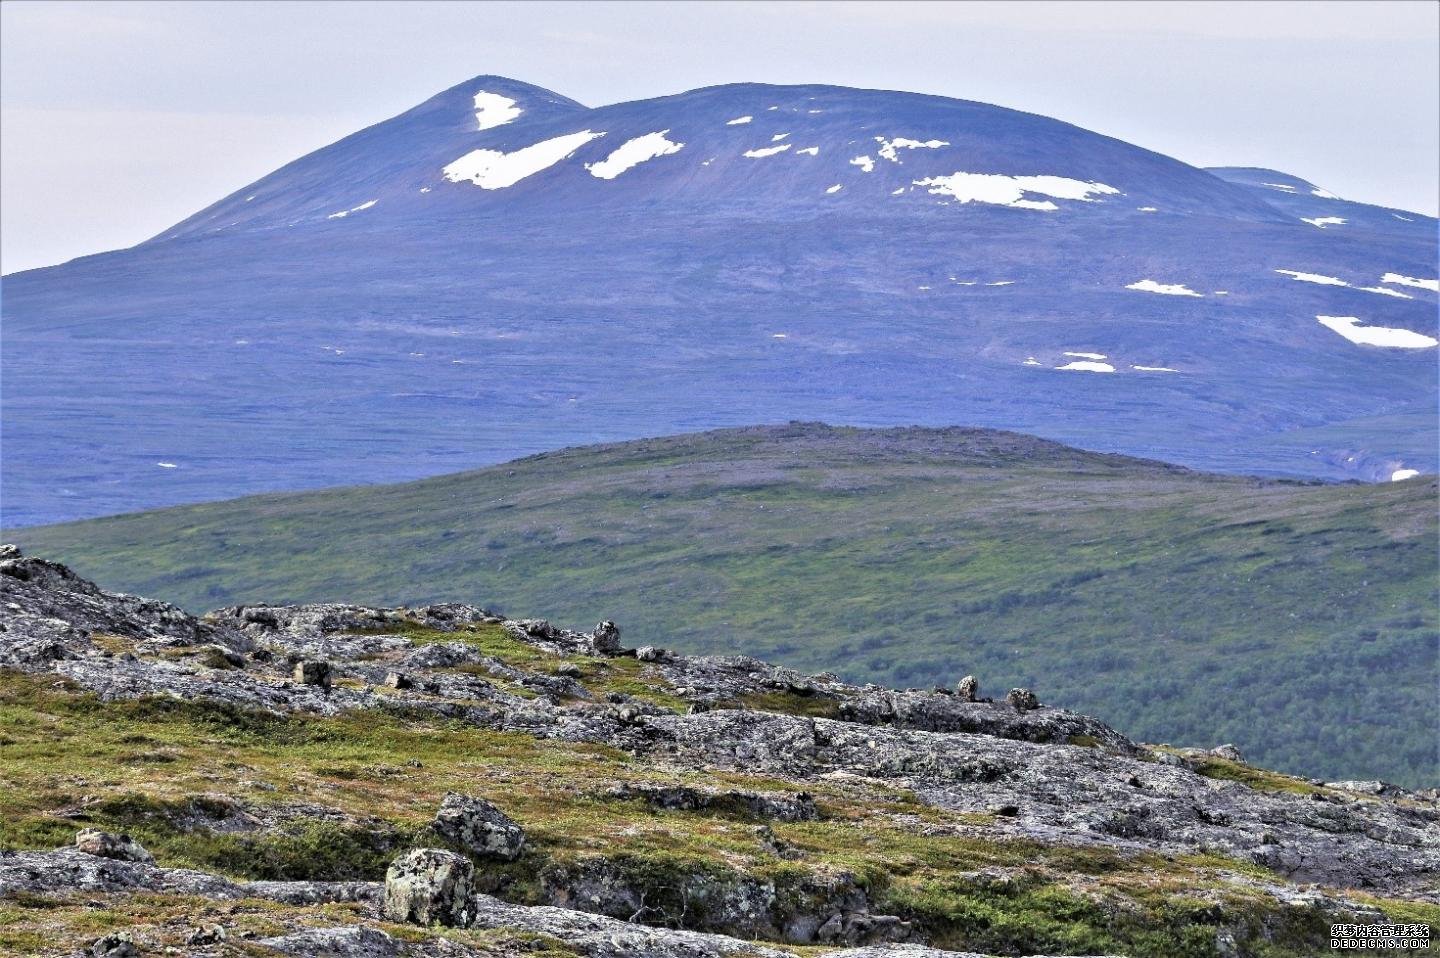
[10,423,1437,786]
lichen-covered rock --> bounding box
[89,932,139,958]
[75,828,154,864]
[1006,687,1040,711]
[294,659,332,688]
[432,793,526,861]
[590,620,622,654]
[382,848,476,928]
[955,675,979,702]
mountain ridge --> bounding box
[3,76,1435,524]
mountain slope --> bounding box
[14,423,1437,786]
[2,77,1436,525]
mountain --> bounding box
[14,423,1437,786]
[2,77,1436,526]
[3,545,1437,958]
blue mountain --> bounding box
[2,76,1436,525]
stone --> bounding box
[1209,743,1246,763]
[635,645,664,662]
[186,925,226,945]
[1006,687,1040,711]
[90,933,139,958]
[75,828,154,864]
[590,620,622,654]
[555,662,583,678]
[293,659,332,689]
[383,671,411,689]
[382,848,476,928]
[956,674,979,702]
[432,793,526,860]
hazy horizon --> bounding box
[2,0,1437,274]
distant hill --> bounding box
[13,423,1436,786]
[2,76,1436,525]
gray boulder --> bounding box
[90,933,139,958]
[433,793,526,861]
[1006,687,1040,711]
[955,675,979,702]
[590,621,622,654]
[293,659,332,688]
[382,847,475,927]
[75,828,154,864]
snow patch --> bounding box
[1064,352,1107,360]
[1301,216,1346,228]
[472,91,523,131]
[1137,206,1158,212]
[875,137,949,162]
[326,200,377,219]
[1132,365,1178,372]
[1355,286,1412,299]
[1056,361,1115,373]
[1126,279,1202,297]
[1275,269,1347,287]
[986,281,1014,287]
[1391,468,1420,482]
[1316,316,1438,349]
[795,147,819,156]
[743,144,791,158]
[1381,273,1439,293]
[1262,182,1298,192]
[443,131,605,189]
[826,184,843,194]
[1022,357,1043,366]
[915,172,1119,211]
[586,131,684,179]
[1310,187,1339,199]
[156,462,178,469]
[771,133,790,142]
[1274,269,1414,299]
[850,155,875,173]
[726,116,753,125]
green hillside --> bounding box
[10,423,1437,786]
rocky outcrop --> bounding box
[1,546,1435,957]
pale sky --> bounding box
[2,0,1437,274]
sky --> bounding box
[2,0,1437,274]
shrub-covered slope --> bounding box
[12,424,1437,786]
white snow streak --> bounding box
[443,131,605,189]
[915,172,1119,211]
[1381,273,1439,293]
[875,136,949,162]
[850,155,875,173]
[743,144,791,158]
[726,115,753,125]
[1126,279,1202,297]
[1391,469,1420,482]
[795,146,819,156]
[826,184,843,194]
[1316,316,1438,349]
[1055,360,1115,373]
[586,131,684,179]
[1301,216,1346,228]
